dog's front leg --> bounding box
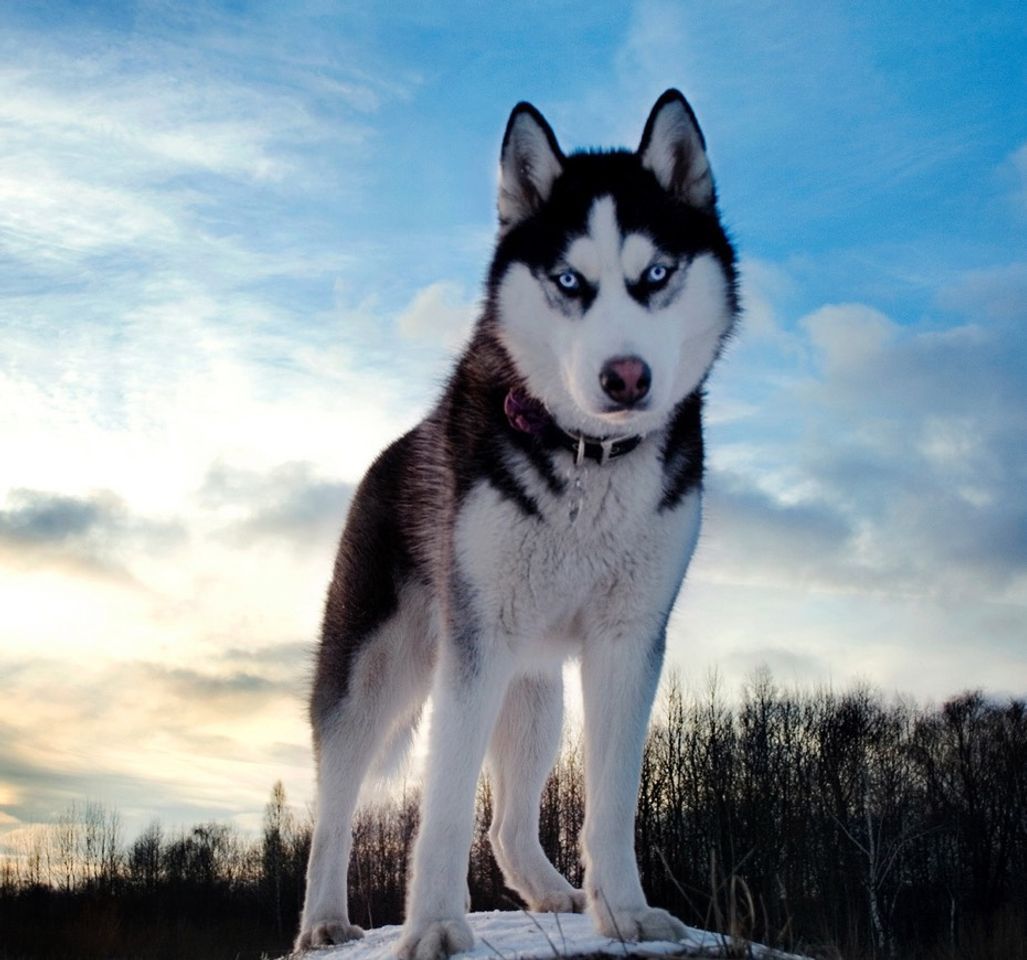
[398,623,512,960]
[580,627,687,943]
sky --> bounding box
[1,0,1025,849]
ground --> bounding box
[291,910,810,960]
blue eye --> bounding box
[646,263,670,284]
[555,270,581,293]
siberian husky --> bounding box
[296,90,738,959]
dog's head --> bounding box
[488,90,738,439]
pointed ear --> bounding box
[638,89,715,209]
[498,102,564,233]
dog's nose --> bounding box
[599,356,651,406]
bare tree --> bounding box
[128,819,163,890]
[263,780,293,937]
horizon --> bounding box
[1,0,1025,849]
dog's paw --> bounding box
[593,905,687,943]
[396,918,474,960]
[294,920,365,952]
[530,889,587,913]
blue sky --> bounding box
[1,0,1025,846]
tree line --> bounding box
[1,673,1025,960]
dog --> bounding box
[295,89,738,959]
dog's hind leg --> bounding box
[296,700,376,950]
[296,597,433,951]
[487,670,585,913]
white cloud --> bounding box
[0,65,295,271]
[0,20,404,298]
[668,574,1027,703]
[0,650,312,835]
[736,258,795,343]
[1,289,409,504]
[396,280,478,352]
[801,303,898,375]
[0,67,295,181]
[684,251,1027,702]
[0,167,180,260]
[938,261,1027,323]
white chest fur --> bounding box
[452,442,701,664]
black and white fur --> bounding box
[296,90,738,959]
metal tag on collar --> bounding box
[599,438,615,465]
[574,434,586,466]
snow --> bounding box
[297,910,811,960]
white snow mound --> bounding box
[297,910,810,960]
